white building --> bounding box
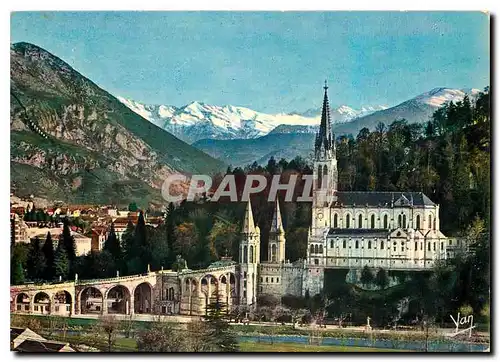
[238,83,458,299]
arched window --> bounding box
[398,214,402,228]
[249,245,254,263]
[314,244,319,254]
[271,244,277,262]
[416,215,421,230]
[334,213,338,228]
[317,165,323,189]
[380,240,384,249]
[319,245,323,253]
[243,246,248,263]
[358,214,363,228]
[368,240,372,249]
[383,215,388,229]
[330,240,333,248]
[414,241,418,250]
[355,240,359,249]
[403,215,407,229]
[346,215,351,229]
[371,214,375,229]
[323,165,328,188]
[310,244,314,254]
[343,240,346,248]
[428,216,432,229]
[168,287,174,301]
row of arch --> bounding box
[331,212,436,230]
[15,290,72,315]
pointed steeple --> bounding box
[270,199,284,234]
[315,80,334,158]
[242,199,256,233]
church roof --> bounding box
[242,200,258,233]
[270,199,284,233]
[327,228,390,237]
[315,81,335,157]
[332,192,436,207]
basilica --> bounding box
[239,82,457,301]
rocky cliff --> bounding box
[10,42,225,206]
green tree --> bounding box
[103,223,121,261]
[27,237,46,281]
[61,219,76,267]
[203,291,239,352]
[54,242,69,280]
[375,268,389,290]
[360,265,374,286]
[11,261,25,285]
[128,202,138,212]
[42,232,55,280]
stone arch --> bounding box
[201,274,219,313]
[428,214,433,229]
[33,292,51,315]
[333,213,338,228]
[383,214,389,229]
[358,213,363,228]
[416,214,421,230]
[53,290,72,316]
[79,287,103,314]
[370,214,375,229]
[15,292,30,312]
[106,285,131,314]
[184,277,198,316]
[133,282,153,314]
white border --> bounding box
[1,2,496,362]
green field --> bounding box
[238,342,409,352]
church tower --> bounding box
[312,81,338,231]
[268,198,286,264]
[239,200,260,305]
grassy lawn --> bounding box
[238,341,410,352]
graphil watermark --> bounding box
[161,173,333,203]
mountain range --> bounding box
[120,87,480,167]
[10,42,225,207]
[117,97,387,144]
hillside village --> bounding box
[10,194,165,257]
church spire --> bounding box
[270,198,284,234]
[242,199,256,233]
[315,80,334,158]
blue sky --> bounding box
[11,12,489,113]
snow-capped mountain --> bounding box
[117,96,386,144]
[333,87,482,135]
